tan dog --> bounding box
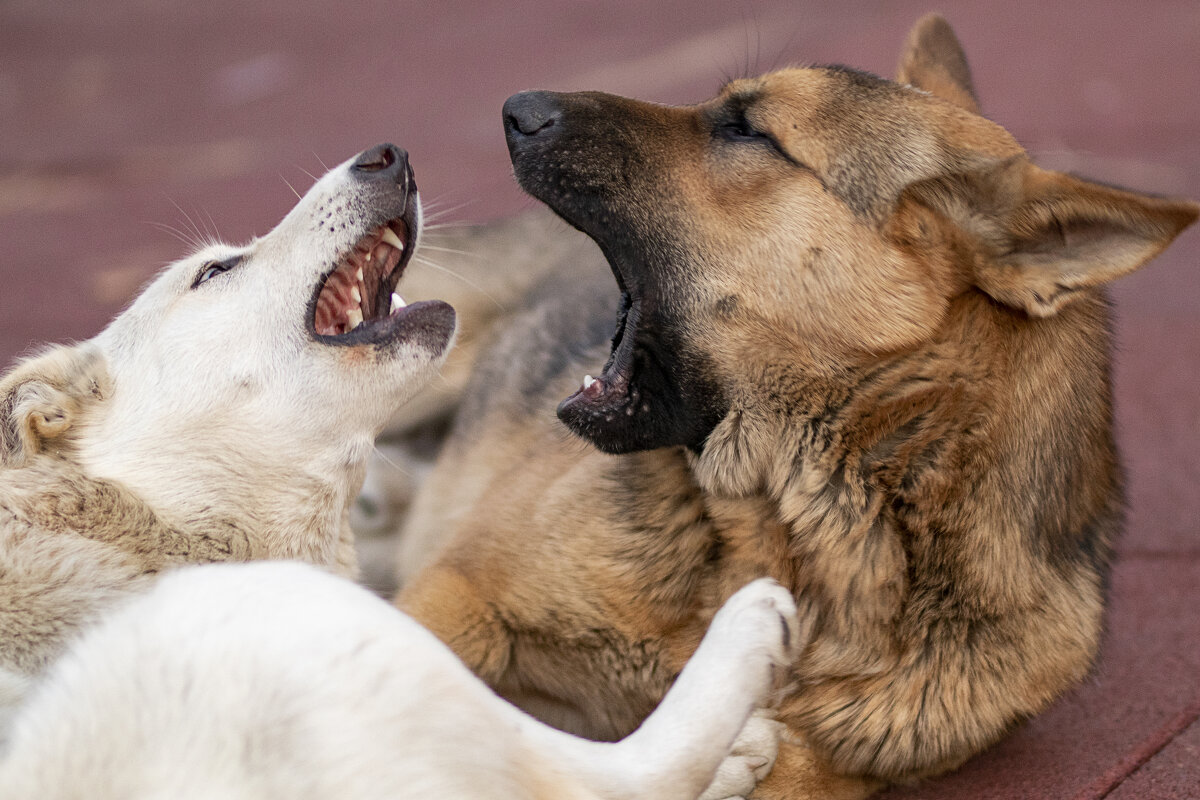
[0,143,456,734]
[396,16,1198,799]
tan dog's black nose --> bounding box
[503,92,562,139]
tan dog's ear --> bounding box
[903,158,1199,317]
[980,165,1198,316]
[0,345,108,466]
[896,14,980,114]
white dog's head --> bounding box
[0,144,455,572]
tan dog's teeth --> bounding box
[347,308,364,330]
[390,292,405,313]
[381,227,405,251]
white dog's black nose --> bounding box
[352,143,412,188]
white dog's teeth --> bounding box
[355,266,365,282]
[347,308,364,330]
[351,286,361,304]
[390,292,406,313]
[380,227,405,251]
[583,375,596,389]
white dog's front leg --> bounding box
[610,579,801,800]
[526,578,804,800]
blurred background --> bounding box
[2,1,1197,797]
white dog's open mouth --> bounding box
[313,217,415,341]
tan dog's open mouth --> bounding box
[504,92,725,453]
[562,286,639,414]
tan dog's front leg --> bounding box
[750,732,882,800]
[397,564,512,682]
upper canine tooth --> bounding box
[390,292,406,313]
[347,308,364,330]
[583,375,596,389]
[380,227,405,251]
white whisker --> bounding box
[421,196,478,221]
[412,255,505,311]
[146,220,202,250]
[280,174,303,201]
[371,444,413,477]
[418,244,476,257]
[422,220,476,233]
[199,206,221,244]
[162,195,218,250]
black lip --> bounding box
[308,185,443,350]
[321,298,457,355]
[557,290,639,414]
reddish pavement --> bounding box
[2,1,1198,797]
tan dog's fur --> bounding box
[396,16,1198,797]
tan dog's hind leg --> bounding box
[513,579,802,800]
[749,736,882,800]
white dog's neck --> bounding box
[75,400,367,577]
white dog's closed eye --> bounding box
[190,255,242,288]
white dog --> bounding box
[1,562,800,800]
[1,145,794,798]
[0,143,455,724]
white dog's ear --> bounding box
[0,345,109,466]
[896,14,980,114]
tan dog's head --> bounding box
[503,15,1197,454]
[1,145,455,547]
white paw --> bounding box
[712,578,804,667]
[698,711,785,800]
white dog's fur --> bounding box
[0,145,454,726]
[0,146,793,799]
[1,562,799,800]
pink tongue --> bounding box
[314,267,361,335]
